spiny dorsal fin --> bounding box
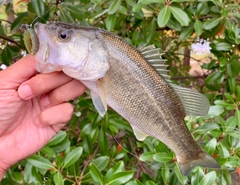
[138,45,210,116]
[138,45,170,82]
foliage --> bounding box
[0,0,240,184]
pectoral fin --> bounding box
[90,79,107,117]
[132,126,149,141]
[91,92,106,117]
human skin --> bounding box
[0,55,86,179]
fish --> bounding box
[23,22,220,175]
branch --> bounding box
[171,75,207,80]
[0,34,21,47]
[79,145,99,183]
[128,138,154,179]
[0,19,12,24]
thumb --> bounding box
[0,55,37,89]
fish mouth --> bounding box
[33,23,62,73]
[23,26,39,55]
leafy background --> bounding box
[0,0,240,184]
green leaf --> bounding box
[51,137,70,153]
[210,40,232,51]
[12,172,23,183]
[89,163,104,185]
[47,131,67,146]
[146,181,157,185]
[179,26,193,40]
[194,19,203,36]
[227,130,240,140]
[41,146,56,157]
[205,72,221,84]
[195,123,220,134]
[203,17,221,30]
[218,143,230,158]
[59,8,75,23]
[217,169,232,185]
[53,172,64,185]
[170,6,189,26]
[1,45,12,66]
[224,116,236,133]
[99,128,109,153]
[174,163,188,184]
[198,171,217,185]
[166,17,181,31]
[105,161,125,182]
[208,106,224,116]
[24,162,42,184]
[204,138,217,155]
[139,152,154,161]
[105,15,116,31]
[191,167,204,185]
[105,171,134,185]
[236,86,240,100]
[119,6,127,15]
[140,0,164,4]
[108,0,121,15]
[29,0,46,17]
[157,6,171,27]
[11,12,28,32]
[224,92,235,103]
[132,3,144,13]
[153,152,172,163]
[161,162,170,183]
[126,180,144,185]
[62,146,83,168]
[27,155,55,170]
[92,156,109,171]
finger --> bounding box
[35,102,74,129]
[41,79,86,108]
[18,71,73,100]
[0,55,36,89]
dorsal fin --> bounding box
[138,45,210,116]
[138,45,170,82]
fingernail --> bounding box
[18,84,33,99]
[41,94,50,107]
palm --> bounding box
[0,55,85,176]
[0,88,57,167]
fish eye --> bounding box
[58,30,70,41]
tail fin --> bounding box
[178,152,220,176]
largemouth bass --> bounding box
[24,22,220,175]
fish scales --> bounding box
[25,22,220,175]
[100,31,201,158]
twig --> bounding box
[0,19,12,24]
[78,145,99,184]
[128,138,149,179]
[171,75,207,80]
[0,34,21,47]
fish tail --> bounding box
[177,151,220,176]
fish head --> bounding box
[33,22,109,81]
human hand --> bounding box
[0,55,86,179]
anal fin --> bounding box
[132,126,149,141]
